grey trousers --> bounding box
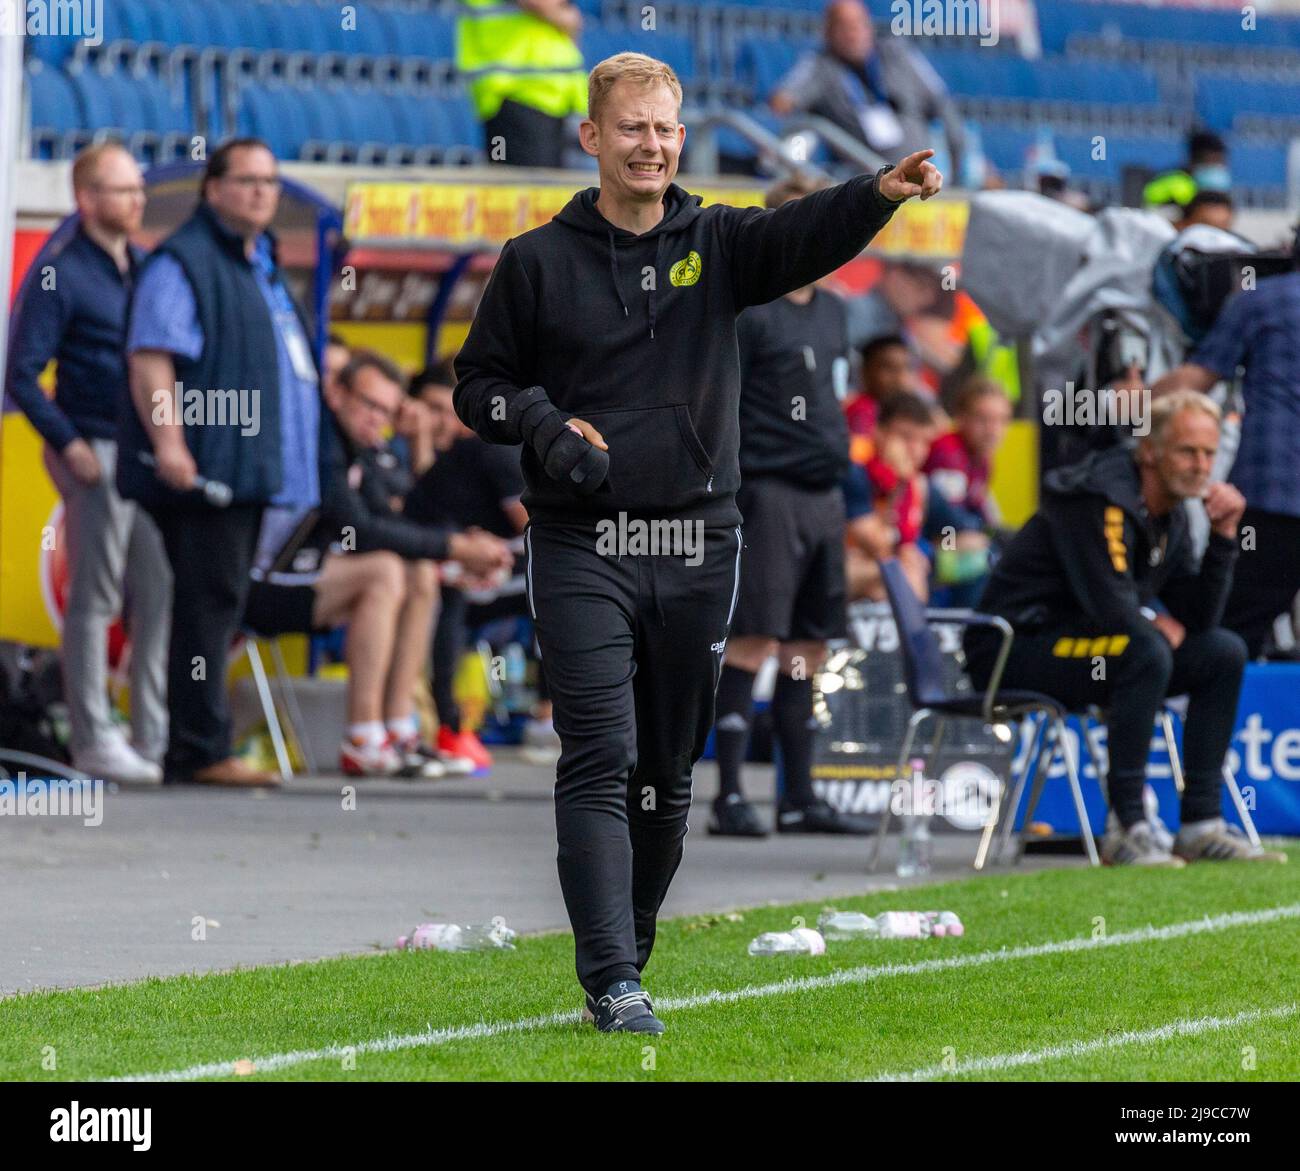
[44,438,172,758]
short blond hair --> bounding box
[588,53,682,124]
[72,141,130,193]
[1148,389,1222,446]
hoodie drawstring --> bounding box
[607,229,629,319]
[606,227,664,341]
[649,235,665,341]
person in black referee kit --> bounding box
[708,174,876,839]
[455,52,942,1034]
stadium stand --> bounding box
[17,0,1300,206]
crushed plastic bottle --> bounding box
[817,911,880,940]
[832,909,967,935]
[747,927,826,956]
[397,918,517,952]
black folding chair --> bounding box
[869,558,1102,870]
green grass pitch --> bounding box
[2,851,1297,1082]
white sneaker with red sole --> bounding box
[340,736,402,777]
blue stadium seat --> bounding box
[712,103,784,161]
[236,84,304,158]
[736,37,815,99]
[24,27,83,68]
[382,9,455,61]
[26,68,84,156]
[974,123,1038,175]
[1228,141,1289,188]
[67,70,118,131]
[350,90,400,146]
[1038,1,1293,54]
[339,3,398,58]
[1197,76,1300,131]
[440,93,482,150]
[582,24,696,81]
[134,73,192,137]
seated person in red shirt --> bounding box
[844,334,918,461]
[843,392,935,602]
[924,375,1012,605]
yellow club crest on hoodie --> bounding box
[669,250,702,287]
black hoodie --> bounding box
[976,445,1239,633]
[453,169,901,526]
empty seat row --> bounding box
[1196,76,1300,131]
[27,0,456,67]
[1038,1,1300,55]
[234,80,482,163]
[27,66,194,158]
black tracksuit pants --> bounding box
[1223,508,1300,658]
[149,501,264,779]
[965,620,1246,828]
[525,520,743,997]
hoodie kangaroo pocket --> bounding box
[580,403,712,511]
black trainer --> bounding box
[707,794,768,837]
[586,979,665,1034]
[776,798,878,835]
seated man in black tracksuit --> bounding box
[964,390,1284,866]
[405,360,539,774]
[243,351,512,777]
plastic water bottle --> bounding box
[894,764,935,873]
[747,927,826,956]
[813,911,965,941]
[503,642,528,710]
[397,919,517,951]
[817,911,880,940]
[875,911,929,939]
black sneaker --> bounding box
[707,794,768,837]
[776,798,878,835]
[588,980,665,1034]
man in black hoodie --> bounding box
[965,391,1283,867]
[455,51,941,1033]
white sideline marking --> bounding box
[874,1002,1300,1081]
[111,902,1300,1082]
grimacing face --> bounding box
[581,80,684,209]
[1148,409,1219,502]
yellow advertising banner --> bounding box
[0,411,62,647]
[344,179,968,258]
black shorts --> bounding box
[242,577,322,638]
[731,477,847,641]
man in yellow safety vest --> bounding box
[457,0,588,167]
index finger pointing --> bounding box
[897,149,936,170]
